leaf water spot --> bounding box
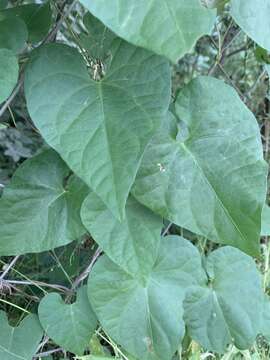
[212,312,217,318]
[157,163,166,173]
[143,337,153,353]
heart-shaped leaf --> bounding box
[0,311,43,360]
[39,286,97,355]
[184,247,263,353]
[81,193,162,277]
[0,48,18,103]
[0,149,88,255]
[80,0,216,63]
[132,76,268,256]
[231,0,270,53]
[88,236,206,360]
[0,15,28,53]
[24,41,170,219]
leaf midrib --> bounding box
[180,141,248,245]
[163,0,187,48]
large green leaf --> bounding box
[230,0,270,53]
[0,15,27,53]
[24,41,170,219]
[80,0,216,63]
[3,3,52,44]
[0,48,18,103]
[262,205,270,236]
[81,194,162,277]
[88,236,206,360]
[39,286,97,355]
[132,76,268,256]
[0,311,43,360]
[184,247,263,353]
[0,149,88,255]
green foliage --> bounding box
[2,2,52,44]
[132,77,267,256]
[0,48,18,103]
[76,357,113,360]
[231,0,270,53]
[0,15,27,53]
[1,1,270,359]
[0,149,88,255]
[184,247,263,353]
[81,0,216,62]
[39,286,97,355]
[0,312,43,360]
[24,41,170,219]
[262,205,270,236]
[81,194,162,276]
[79,13,117,61]
[88,236,206,360]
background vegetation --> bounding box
[0,1,269,359]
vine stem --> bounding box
[0,256,20,280]
[33,347,63,358]
[4,279,71,293]
[71,247,102,290]
[0,0,78,119]
[162,222,173,236]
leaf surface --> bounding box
[0,312,43,360]
[0,15,27,53]
[88,236,205,360]
[81,193,162,277]
[261,205,270,236]
[80,0,216,62]
[231,0,270,52]
[3,3,52,43]
[39,286,97,355]
[184,247,263,353]
[132,76,268,256]
[0,48,18,103]
[24,41,170,219]
[0,149,88,255]
[260,295,270,342]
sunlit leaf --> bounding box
[231,0,270,53]
[80,0,216,62]
[132,77,268,256]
